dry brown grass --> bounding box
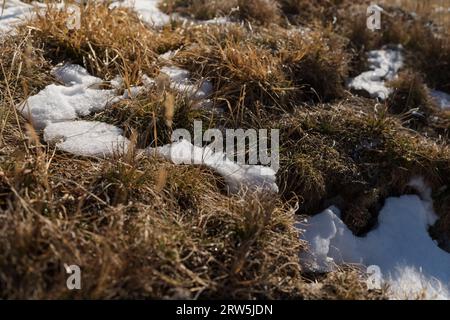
[237,0,282,25]
[386,70,440,133]
[164,0,450,92]
[160,0,237,20]
[25,2,183,83]
[1,0,450,300]
[277,100,450,237]
[381,0,450,29]
[0,2,387,300]
[0,96,382,299]
[161,0,282,25]
[384,68,450,143]
[334,1,450,91]
[177,25,291,112]
[0,82,304,298]
[0,149,304,298]
[388,71,435,116]
[301,266,387,300]
[173,23,349,117]
[87,86,209,149]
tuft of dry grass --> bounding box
[0,120,305,298]
[388,70,435,116]
[25,2,183,84]
[277,0,348,23]
[237,0,282,25]
[0,31,53,103]
[175,24,292,113]
[174,24,349,117]
[161,0,282,25]
[87,86,210,149]
[277,100,450,236]
[386,70,440,132]
[336,1,450,91]
[301,266,387,300]
[279,28,350,101]
[160,0,237,20]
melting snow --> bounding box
[430,89,450,109]
[299,191,450,300]
[159,49,180,61]
[0,0,35,35]
[150,139,279,193]
[18,63,275,192]
[52,63,103,87]
[160,66,214,101]
[1,0,170,35]
[18,64,118,130]
[111,0,170,27]
[203,17,232,25]
[17,64,130,158]
[44,121,130,157]
[348,46,404,100]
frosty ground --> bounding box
[1,0,450,300]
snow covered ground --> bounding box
[19,64,119,130]
[1,0,231,37]
[348,46,404,100]
[17,63,276,192]
[299,179,450,300]
[150,139,278,193]
[430,89,450,109]
[111,0,170,27]
[3,0,450,300]
[0,0,35,34]
[160,66,213,101]
[44,120,130,157]
[1,0,170,36]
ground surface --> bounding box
[0,0,450,299]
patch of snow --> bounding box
[157,49,215,106]
[434,6,450,13]
[141,74,156,87]
[430,89,450,109]
[121,86,145,99]
[0,1,73,36]
[173,12,234,27]
[348,46,404,100]
[111,0,170,27]
[110,75,125,89]
[0,0,35,35]
[407,176,434,205]
[159,49,180,61]
[161,66,214,100]
[299,194,450,300]
[52,63,103,87]
[161,65,191,83]
[203,17,231,25]
[139,66,214,106]
[18,64,118,130]
[44,121,129,158]
[149,139,279,193]
[20,63,269,192]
